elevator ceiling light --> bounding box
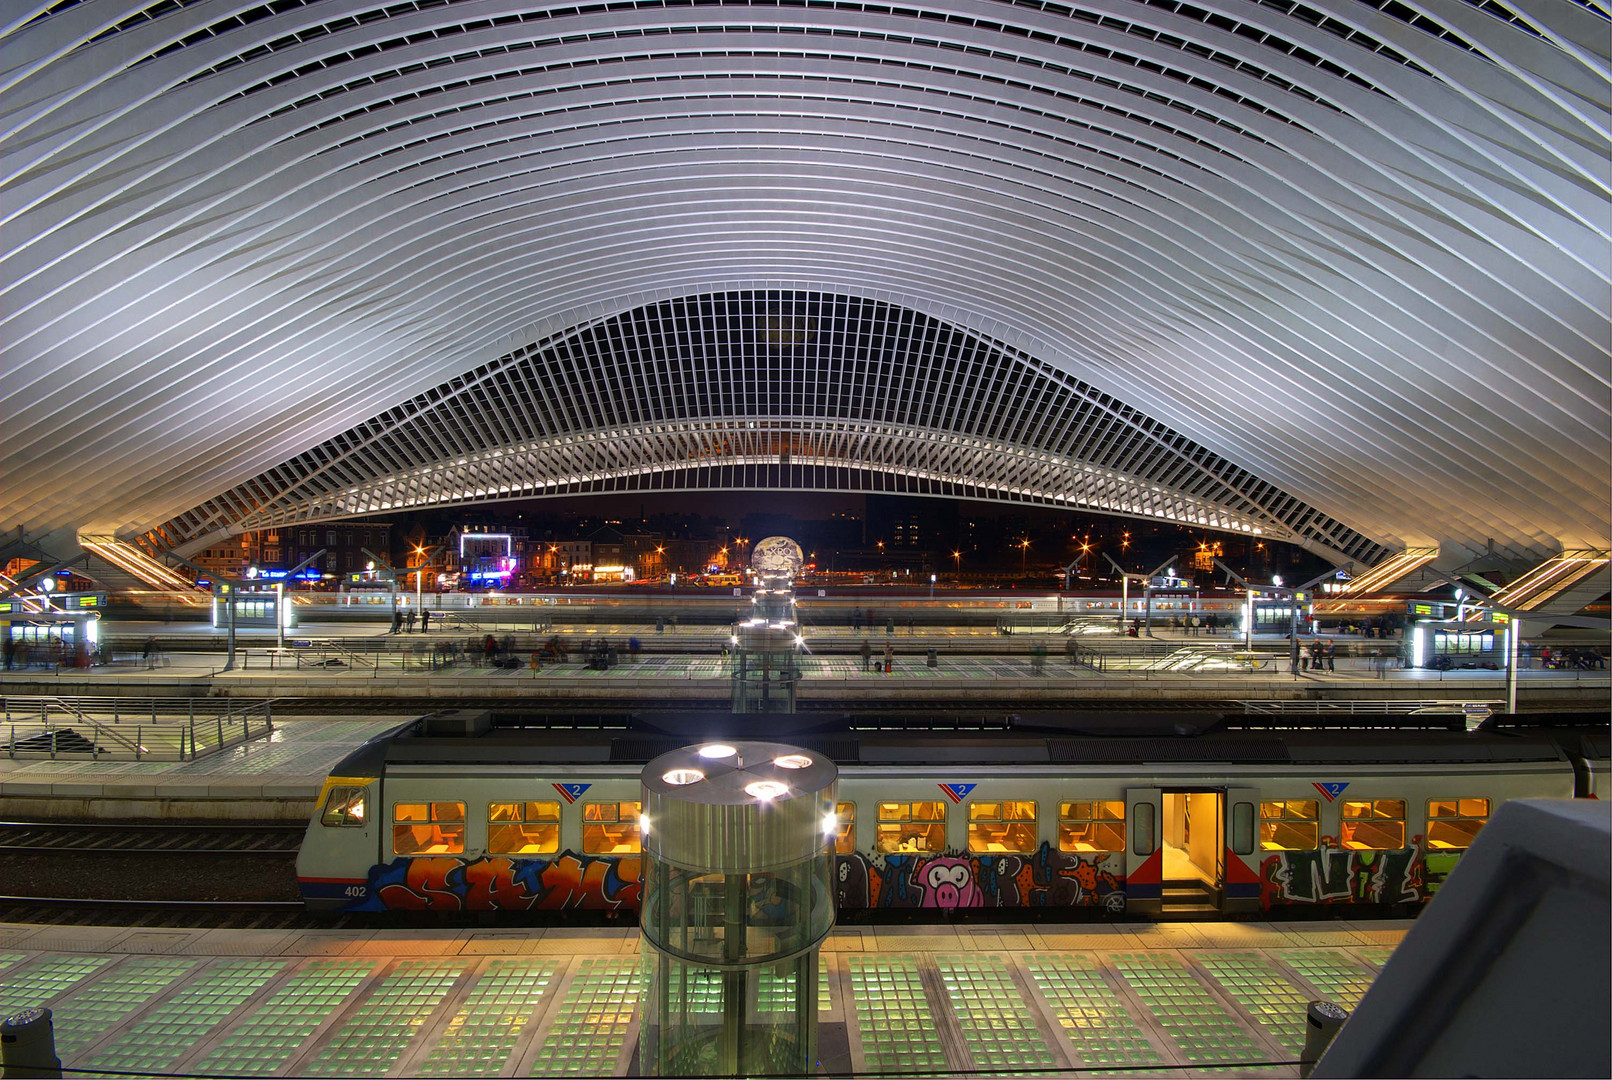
[698,744,736,759]
[662,768,704,785]
[772,754,813,769]
[745,780,789,800]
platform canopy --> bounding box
[2,0,1607,565]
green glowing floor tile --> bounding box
[1196,953,1312,1053]
[304,958,462,1077]
[0,953,25,973]
[1111,953,1266,1067]
[50,956,198,1057]
[0,954,113,1015]
[528,958,640,1077]
[847,955,948,1072]
[1024,954,1164,1070]
[415,959,558,1078]
[1353,946,1397,969]
[937,955,1057,1072]
[1279,950,1375,1009]
[819,953,831,1012]
[191,958,375,1077]
[79,959,288,1077]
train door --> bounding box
[1161,790,1223,915]
[1124,787,1163,916]
[1223,787,1262,914]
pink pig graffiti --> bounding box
[920,857,983,908]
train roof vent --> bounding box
[610,737,685,763]
[1047,737,1291,763]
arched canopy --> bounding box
[151,290,1385,563]
[1,0,1607,562]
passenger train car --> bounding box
[297,712,1603,919]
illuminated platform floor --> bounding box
[0,920,1408,1078]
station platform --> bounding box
[0,718,402,820]
[0,918,1406,1078]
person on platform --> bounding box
[883,641,894,673]
[1324,638,1336,672]
[860,640,872,672]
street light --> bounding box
[1019,538,1031,572]
[953,550,962,579]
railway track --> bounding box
[0,820,305,855]
[0,896,335,929]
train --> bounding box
[296,710,1606,919]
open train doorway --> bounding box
[1161,791,1223,915]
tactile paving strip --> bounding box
[1111,953,1268,1067]
[847,955,948,1073]
[1278,949,1375,1009]
[526,958,640,1077]
[937,954,1058,1071]
[1195,952,1311,1053]
[0,954,112,1015]
[304,958,462,1076]
[49,955,197,1057]
[191,958,375,1076]
[78,958,288,1077]
[1024,953,1165,1070]
[415,958,558,1078]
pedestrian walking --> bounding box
[860,640,872,672]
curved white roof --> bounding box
[2,0,1607,563]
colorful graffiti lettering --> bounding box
[835,842,1124,910]
[1260,834,1428,908]
[355,851,641,912]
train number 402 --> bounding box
[345,885,368,898]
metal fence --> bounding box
[0,696,275,760]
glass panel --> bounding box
[1260,801,1283,818]
[489,822,560,854]
[489,802,521,822]
[431,802,465,822]
[910,802,944,821]
[875,822,946,854]
[1003,800,1036,821]
[584,803,618,822]
[1427,818,1484,850]
[1132,802,1155,855]
[878,802,908,822]
[1458,798,1490,818]
[1058,821,1124,852]
[583,821,641,855]
[1427,799,1458,818]
[1059,800,1087,819]
[1232,802,1254,855]
[394,803,428,822]
[969,802,1001,821]
[527,801,561,821]
[969,820,1037,853]
[835,802,855,855]
[1339,820,1405,850]
[1095,800,1124,820]
[1260,820,1319,851]
[322,787,364,827]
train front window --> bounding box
[392,801,466,856]
[875,801,946,854]
[1259,800,1319,851]
[1058,800,1125,853]
[583,800,642,855]
[320,785,367,827]
[968,800,1038,854]
[1339,799,1406,850]
[834,801,855,855]
[488,800,561,855]
[1427,797,1490,849]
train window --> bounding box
[1426,798,1490,849]
[1339,799,1407,850]
[1259,800,1319,851]
[392,801,466,856]
[583,801,642,855]
[834,801,855,855]
[875,801,946,854]
[320,785,367,828]
[1058,801,1125,853]
[968,801,1038,854]
[488,801,561,855]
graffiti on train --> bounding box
[1259,836,1428,907]
[354,852,642,911]
[835,842,1126,910]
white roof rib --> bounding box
[0,0,1606,562]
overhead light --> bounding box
[773,754,813,769]
[698,744,736,759]
[745,780,788,800]
[662,768,704,786]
